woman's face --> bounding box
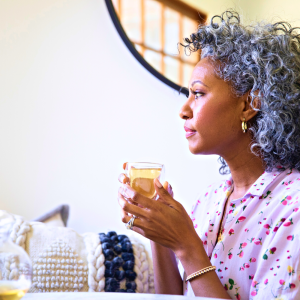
[179,57,246,157]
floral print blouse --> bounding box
[178,168,300,299]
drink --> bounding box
[129,167,162,199]
[0,280,29,300]
[0,289,26,300]
[0,229,32,300]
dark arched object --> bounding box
[104,0,189,97]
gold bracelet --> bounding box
[185,266,216,283]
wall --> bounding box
[0,0,223,244]
[182,0,300,27]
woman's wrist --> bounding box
[175,235,209,266]
[150,240,173,253]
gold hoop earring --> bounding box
[242,118,247,133]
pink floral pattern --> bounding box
[179,168,300,299]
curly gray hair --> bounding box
[182,10,300,174]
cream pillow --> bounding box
[32,205,69,227]
[0,210,154,293]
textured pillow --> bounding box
[32,205,69,227]
[0,210,154,294]
[99,232,154,293]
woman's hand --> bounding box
[117,172,199,257]
[117,167,231,299]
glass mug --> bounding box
[126,162,165,199]
[0,221,32,300]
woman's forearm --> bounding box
[150,241,183,295]
[176,238,231,299]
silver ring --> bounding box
[125,215,136,230]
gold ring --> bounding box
[125,215,136,230]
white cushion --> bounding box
[0,210,154,293]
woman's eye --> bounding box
[189,89,204,99]
[194,92,203,99]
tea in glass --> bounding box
[127,162,165,199]
[0,278,30,300]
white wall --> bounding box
[182,0,300,27]
[0,0,223,242]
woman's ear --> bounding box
[241,90,260,122]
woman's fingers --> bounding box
[119,184,155,209]
[118,189,149,218]
[121,213,146,235]
[119,193,148,235]
[118,173,130,184]
[119,162,129,184]
[156,181,173,205]
[155,178,177,208]
[163,181,174,198]
[120,207,128,219]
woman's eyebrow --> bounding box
[191,80,209,88]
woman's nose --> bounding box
[179,97,193,120]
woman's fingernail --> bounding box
[155,178,163,188]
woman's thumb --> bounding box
[163,181,174,197]
[154,178,174,204]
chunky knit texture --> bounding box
[0,210,154,294]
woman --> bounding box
[118,11,300,299]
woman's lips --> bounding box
[184,126,196,138]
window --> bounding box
[112,0,206,87]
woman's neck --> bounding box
[224,148,265,200]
